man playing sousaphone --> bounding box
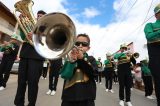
[0,34,20,91]
[14,10,46,106]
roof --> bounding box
[0,1,16,22]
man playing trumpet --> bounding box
[60,33,98,106]
[0,34,19,90]
[114,44,136,106]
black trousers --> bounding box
[14,58,43,106]
[42,67,48,78]
[113,71,118,83]
[149,56,160,106]
[142,75,153,96]
[96,72,102,83]
[118,64,132,102]
[104,70,113,90]
[48,70,59,91]
[0,58,15,87]
[61,100,95,106]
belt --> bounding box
[118,59,130,65]
[147,40,160,44]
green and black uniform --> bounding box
[96,60,103,83]
[140,60,153,97]
[103,59,114,90]
[60,53,98,106]
[14,29,44,106]
[114,52,136,102]
[0,43,19,88]
[144,20,160,105]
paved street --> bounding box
[0,74,157,106]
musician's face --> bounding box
[37,13,44,20]
[76,36,90,53]
[155,12,160,20]
[120,47,127,52]
[107,56,111,59]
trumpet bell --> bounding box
[32,12,76,59]
[133,52,139,59]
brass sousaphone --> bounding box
[13,0,36,44]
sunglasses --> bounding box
[120,47,127,50]
[75,41,89,47]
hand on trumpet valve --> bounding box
[69,47,84,62]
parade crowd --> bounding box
[0,1,160,106]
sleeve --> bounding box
[19,28,26,41]
[10,44,19,56]
[77,56,98,80]
[114,53,124,59]
[144,23,160,41]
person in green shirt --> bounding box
[0,34,19,90]
[103,52,115,93]
[140,60,154,100]
[96,57,103,84]
[60,33,97,106]
[114,43,136,106]
[144,3,160,106]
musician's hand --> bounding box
[77,48,84,59]
[123,50,128,54]
[4,41,10,46]
[16,56,20,61]
[69,48,79,61]
[27,32,33,40]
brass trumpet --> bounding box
[132,52,139,59]
[32,12,76,59]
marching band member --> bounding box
[14,10,46,106]
[0,34,19,90]
[103,52,115,93]
[46,58,63,96]
[60,33,98,106]
[41,60,49,79]
[114,44,136,106]
[140,60,154,100]
[144,3,160,105]
[96,57,103,84]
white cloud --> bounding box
[1,0,159,62]
[1,0,68,14]
[82,7,100,18]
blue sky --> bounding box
[63,0,115,27]
[1,0,159,61]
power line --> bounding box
[96,0,129,49]
[142,0,154,26]
[112,0,138,33]
[116,0,128,14]
[117,0,155,43]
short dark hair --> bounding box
[37,10,46,15]
[77,33,90,45]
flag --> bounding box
[127,42,134,54]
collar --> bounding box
[156,20,160,23]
